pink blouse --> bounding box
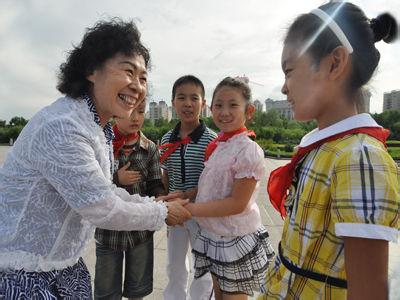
[195,132,265,236]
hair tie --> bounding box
[370,13,398,43]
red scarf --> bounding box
[204,127,256,161]
[112,125,139,158]
[268,127,390,218]
[159,136,191,164]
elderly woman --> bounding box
[0,19,190,299]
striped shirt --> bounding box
[95,131,165,250]
[261,115,400,299]
[161,120,217,193]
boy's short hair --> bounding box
[171,75,205,100]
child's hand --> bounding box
[165,199,191,226]
[117,162,142,185]
[156,190,185,202]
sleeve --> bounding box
[331,145,400,242]
[29,119,167,231]
[232,141,265,181]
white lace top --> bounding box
[0,97,167,272]
[195,132,265,236]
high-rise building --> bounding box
[159,100,169,120]
[170,106,178,120]
[201,105,212,118]
[264,98,293,120]
[148,101,159,123]
[383,90,400,111]
[148,100,171,123]
[253,99,263,112]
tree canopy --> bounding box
[1,110,399,146]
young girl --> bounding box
[184,77,275,299]
[261,2,399,300]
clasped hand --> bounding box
[157,191,191,226]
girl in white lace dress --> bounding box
[0,19,190,299]
[184,77,275,299]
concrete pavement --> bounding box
[82,158,400,299]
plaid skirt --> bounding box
[192,226,275,296]
[0,258,92,299]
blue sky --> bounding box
[0,0,399,121]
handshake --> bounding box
[156,190,194,226]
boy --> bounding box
[94,99,165,300]
[161,75,217,300]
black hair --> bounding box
[284,2,398,96]
[57,18,150,98]
[171,75,205,100]
[211,76,252,106]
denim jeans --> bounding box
[94,238,154,299]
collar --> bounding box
[119,131,150,152]
[220,131,252,143]
[82,94,115,145]
[169,119,206,143]
[137,131,150,151]
[299,113,380,147]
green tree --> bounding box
[0,126,24,143]
[142,119,152,127]
[203,117,218,132]
[252,111,269,126]
[264,109,283,127]
[254,127,275,140]
[9,116,28,127]
[372,110,400,140]
[142,127,161,143]
[154,118,169,127]
[391,122,400,140]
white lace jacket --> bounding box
[0,97,167,272]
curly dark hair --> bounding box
[57,18,150,98]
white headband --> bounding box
[310,8,353,53]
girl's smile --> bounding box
[211,86,251,133]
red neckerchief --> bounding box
[268,127,390,218]
[159,136,191,164]
[112,124,139,158]
[204,127,256,161]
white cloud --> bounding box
[0,0,399,121]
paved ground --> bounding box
[79,157,400,299]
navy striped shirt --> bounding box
[161,120,217,192]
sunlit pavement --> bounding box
[83,158,400,299]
